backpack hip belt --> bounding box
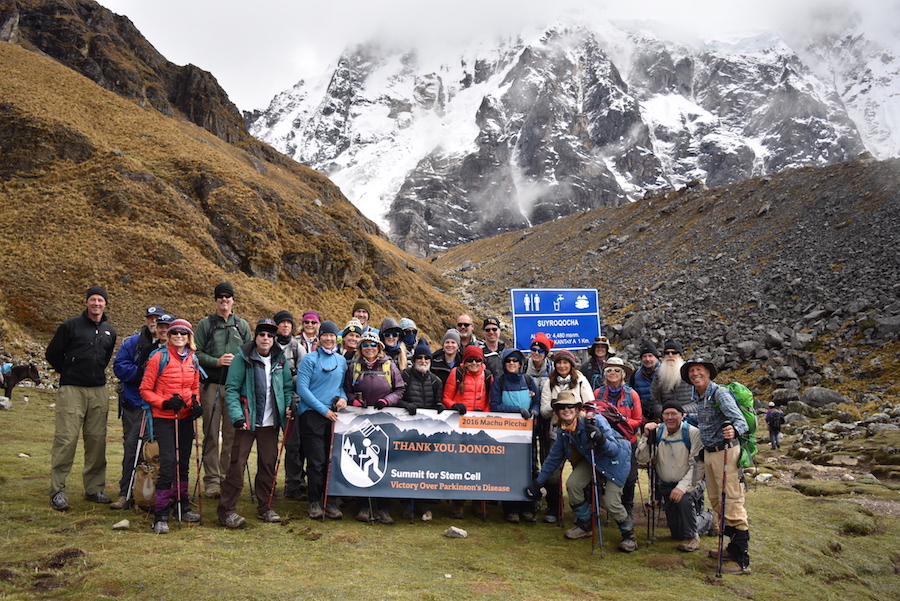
[704,439,738,454]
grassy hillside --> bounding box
[0,41,465,350]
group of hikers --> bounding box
[44,283,759,574]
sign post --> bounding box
[510,288,601,350]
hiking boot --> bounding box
[565,521,592,540]
[219,512,246,529]
[204,484,221,499]
[618,532,638,553]
[544,514,558,524]
[259,509,281,523]
[84,491,111,504]
[152,520,170,534]
[677,536,701,552]
[375,509,394,525]
[708,547,733,560]
[355,507,371,522]
[402,506,414,520]
[521,511,536,523]
[180,509,202,523]
[50,492,69,512]
[421,510,433,522]
[283,488,304,501]
[720,561,751,575]
[324,503,343,520]
[110,495,130,510]
[505,513,520,523]
[308,502,325,520]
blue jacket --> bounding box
[489,349,539,413]
[296,348,348,416]
[113,333,145,410]
[536,415,631,487]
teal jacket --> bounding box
[225,341,293,431]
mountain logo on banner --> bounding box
[340,419,390,487]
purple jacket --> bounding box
[344,356,406,406]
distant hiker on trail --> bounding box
[296,321,348,522]
[110,306,170,510]
[45,285,117,512]
[538,349,593,523]
[765,402,785,450]
[217,318,294,528]
[526,390,636,551]
[682,358,751,574]
[139,318,202,534]
[630,340,661,422]
[580,336,614,390]
[194,282,252,499]
[636,400,713,552]
[650,339,697,415]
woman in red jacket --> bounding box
[140,318,202,534]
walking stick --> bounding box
[589,446,604,557]
[716,438,731,578]
[173,410,183,529]
[267,413,295,511]
[192,415,203,524]
[124,410,148,506]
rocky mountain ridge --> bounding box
[249,18,899,257]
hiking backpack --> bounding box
[721,382,759,468]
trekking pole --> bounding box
[267,412,295,511]
[716,425,732,579]
[240,396,254,500]
[124,411,148,507]
[173,410,183,529]
[589,446,604,557]
[192,415,203,524]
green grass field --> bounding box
[1,385,898,600]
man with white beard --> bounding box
[649,340,697,416]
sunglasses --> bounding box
[216,294,233,300]
[504,358,521,364]
[302,320,319,325]
[383,332,400,339]
[360,342,379,349]
[169,330,189,336]
[530,347,547,355]
[457,322,472,328]
[664,351,680,356]
[465,357,483,363]
[605,367,624,374]
[484,327,499,333]
[257,332,275,339]
[414,355,431,361]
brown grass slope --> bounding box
[434,157,900,399]
[0,41,465,346]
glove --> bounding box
[452,403,467,416]
[162,395,186,411]
[233,419,246,429]
[435,403,445,414]
[519,408,532,419]
[351,398,365,407]
[524,480,542,500]
[374,400,388,410]
[191,402,202,420]
[403,402,417,415]
[585,420,605,449]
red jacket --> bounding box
[591,385,643,443]
[443,366,492,412]
[139,346,201,420]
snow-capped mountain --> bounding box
[248,19,898,256]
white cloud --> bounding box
[100,0,898,111]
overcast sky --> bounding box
[101,0,897,112]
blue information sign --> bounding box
[510,288,601,350]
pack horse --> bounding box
[0,363,41,398]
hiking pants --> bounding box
[49,385,109,496]
[218,426,278,520]
[658,480,711,539]
[298,410,333,505]
[117,405,144,497]
[566,459,628,525]
[200,382,235,489]
[704,446,748,530]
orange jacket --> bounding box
[442,366,492,412]
[139,346,201,420]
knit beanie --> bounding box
[352,299,372,316]
[664,339,684,355]
[400,318,417,331]
[413,337,432,357]
[662,400,685,414]
[344,319,364,335]
[462,345,484,363]
[86,285,108,303]
[318,320,339,337]
[443,329,461,346]
[168,318,194,336]
[214,282,234,298]
[273,310,295,325]
[639,340,660,358]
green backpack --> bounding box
[722,382,759,468]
